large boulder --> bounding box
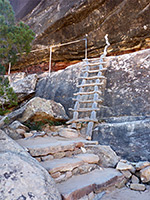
[18,96,69,123]
[10,0,150,70]
[10,74,38,102]
[0,129,61,200]
[0,97,68,128]
[36,49,150,118]
[92,116,150,162]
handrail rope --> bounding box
[9,37,88,76]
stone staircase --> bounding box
[67,35,110,140]
[16,133,124,200]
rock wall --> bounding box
[36,48,150,119]
[10,0,150,70]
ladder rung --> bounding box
[66,118,98,124]
[79,76,106,80]
[74,91,102,95]
[82,69,107,73]
[72,98,103,103]
[83,62,107,66]
[69,108,99,112]
[83,57,106,61]
[77,83,103,88]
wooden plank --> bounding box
[66,118,98,124]
[69,108,99,112]
[82,69,107,73]
[82,62,107,66]
[74,91,102,95]
[77,83,103,88]
[83,57,106,61]
[79,76,106,80]
[72,98,103,103]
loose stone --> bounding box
[130,183,146,191]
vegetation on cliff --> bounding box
[0,0,35,115]
[0,0,35,64]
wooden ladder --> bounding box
[67,35,110,140]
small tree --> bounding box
[0,0,35,64]
[0,64,18,115]
[0,0,35,115]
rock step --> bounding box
[16,136,98,157]
[57,168,124,200]
[41,154,99,175]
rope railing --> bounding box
[8,37,88,77]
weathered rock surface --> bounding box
[86,145,120,168]
[100,187,150,200]
[36,62,83,117]
[93,116,150,162]
[36,49,150,119]
[59,128,79,138]
[0,97,68,128]
[0,129,61,200]
[140,166,150,183]
[116,161,135,173]
[10,0,150,70]
[75,154,99,164]
[57,169,124,200]
[18,96,69,122]
[136,161,150,171]
[130,183,146,191]
[10,74,38,102]
[9,120,29,131]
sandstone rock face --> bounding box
[10,74,38,102]
[93,116,150,162]
[140,166,150,183]
[36,49,150,118]
[0,129,61,200]
[36,62,84,117]
[19,97,69,122]
[86,145,120,168]
[10,0,150,70]
[9,0,41,20]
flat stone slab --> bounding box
[75,154,99,164]
[101,187,150,200]
[16,136,87,156]
[40,157,84,174]
[57,168,123,200]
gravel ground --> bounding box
[101,186,150,200]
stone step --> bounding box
[79,75,106,80]
[41,153,99,175]
[77,82,103,88]
[41,157,84,174]
[57,168,124,200]
[16,136,98,157]
[16,136,87,157]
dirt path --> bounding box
[101,186,150,200]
